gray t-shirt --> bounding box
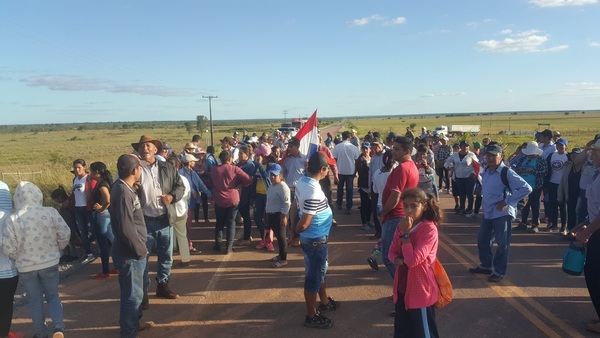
[266,181,291,215]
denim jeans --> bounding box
[300,235,329,293]
[74,206,93,255]
[577,189,589,225]
[215,204,238,249]
[253,194,267,239]
[93,210,114,274]
[382,217,403,278]
[19,265,64,337]
[113,255,147,338]
[144,216,173,286]
[336,174,355,209]
[477,215,513,277]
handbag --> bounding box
[433,258,453,309]
[562,241,586,276]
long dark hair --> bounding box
[90,162,113,185]
[401,187,443,226]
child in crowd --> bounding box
[415,144,438,200]
[367,238,382,271]
[50,186,79,263]
[2,181,71,338]
[389,187,442,338]
[265,163,291,268]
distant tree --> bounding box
[196,115,209,139]
[184,122,194,136]
[409,123,417,130]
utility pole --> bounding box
[282,110,289,125]
[203,95,218,146]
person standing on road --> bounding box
[72,158,97,265]
[332,131,360,215]
[356,142,372,231]
[290,152,340,329]
[444,141,479,216]
[280,137,307,247]
[468,144,531,282]
[2,181,71,338]
[389,187,442,338]
[572,139,600,334]
[110,154,155,337]
[380,136,419,279]
[132,135,185,304]
[265,163,291,268]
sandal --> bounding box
[272,260,288,268]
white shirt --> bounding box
[72,175,88,207]
[372,169,391,207]
[332,140,360,175]
[174,175,191,218]
[549,152,568,184]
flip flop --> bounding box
[270,256,280,262]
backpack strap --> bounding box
[501,166,511,198]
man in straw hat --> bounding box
[572,138,600,333]
[131,135,185,306]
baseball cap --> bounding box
[486,144,503,155]
[307,152,336,172]
[117,154,141,177]
[459,140,470,147]
[556,138,568,146]
[267,163,282,176]
[473,141,482,149]
[386,131,397,140]
[361,142,371,149]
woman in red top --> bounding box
[388,188,442,338]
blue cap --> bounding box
[556,138,568,146]
[267,163,282,176]
[361,142,371,149]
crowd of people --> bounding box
[1,124,600,337]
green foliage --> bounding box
[409,123,417,130]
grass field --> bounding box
[1,111,598,205]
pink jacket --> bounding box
[388,219,439,309]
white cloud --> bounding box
[476,30,568,52]
[21,75,196,97]
[530,0,597,7]
[348,14,383,27]
[383,17,407,26]
[500,29,513,35]
[466,18,495,28]
[589,42,600,47]
[421,92,466,98]
[564,82,600,90]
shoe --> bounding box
[304,313,333,329]
[92,273,110,279]
[541,216,549,223]
[560,230,569,236]
[488,274,503,282]
[237,238,253,246]
[156,281,180,299]
[465,212,477,219]
[367,257,379,271]
[513,222,527,231]
[138,321,155,331]
[213,244,221,252]
[178,261,190,267]
[190,246,201,254]
[81,253,96,265]
[226,247,234,255]
[369,233,381,240]
[255,240,267,249]
[318,296,340,313]
[141,291,149,310]
[266,242,275,252]
[361,224,373,231]
[529,226,539,233]
[272,260,288,268]
[546,225,559,232]
[344,209,352,215]
[461,209,472,215]
[52,329,64,338]
[108,269,120,275]
[469,267,493,275]
[291,237,300,247]
[453,205,460,212]
[332,219,338,226]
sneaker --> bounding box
[178,261,190,267]
[190,246,201,254]
[361,224,372,231]
[304,313,333,329]
[560,230,569,236]
[92,273,110,279]
[465,212,477,219]
[367,257,379,271]
[529,227,540,233]
[138,321,155,331]
[513,222,527,231]
[81,253,96,265]
[331,219,338,226]
[318,296,340,313]
[488,274,503,282]
[52,328,64,338]
[255,240,266,250]
[266,242,275,252]
[469,267,493,275]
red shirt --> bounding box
[210,164,252,208]
[382,160,419,221]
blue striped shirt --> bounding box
[296,175,332,239]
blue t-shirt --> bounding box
[295,175,332,239]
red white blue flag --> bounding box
[294,110,319,157]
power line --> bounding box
[203,96,218,147]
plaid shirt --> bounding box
[435,145,452,162]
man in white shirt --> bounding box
[547,138,569,232]
[332,131,360,215]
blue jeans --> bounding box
[19,265,64,337]
[336,174,355,209]
[382,217,403,278]
[253,194,267,239]
[74,206,93,255]
[477,215,513,277]
[215,204,238,249]
[93,210,114,274]
[113,255,146,338]
[300,235,329,293]
[144,216,173,286]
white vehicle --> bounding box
[276,126,298,137]
[434,125,480,137]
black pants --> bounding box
[319,175,335,220]
[267,212,287,260]
[359,188,372,224]
[394,294,439,338]
[435,167,450,191]
[522,188,542,226]
[548,182,566,228]
[371,191,381,235]
[456,176,476,212]
[195,192,210,222]
[585,232,600,320]
[0,275,18,336]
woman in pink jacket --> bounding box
[388,187,442,338]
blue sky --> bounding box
[1,0,599,125]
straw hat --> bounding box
[522,141,543,156]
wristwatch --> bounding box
[402,233,410,239]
